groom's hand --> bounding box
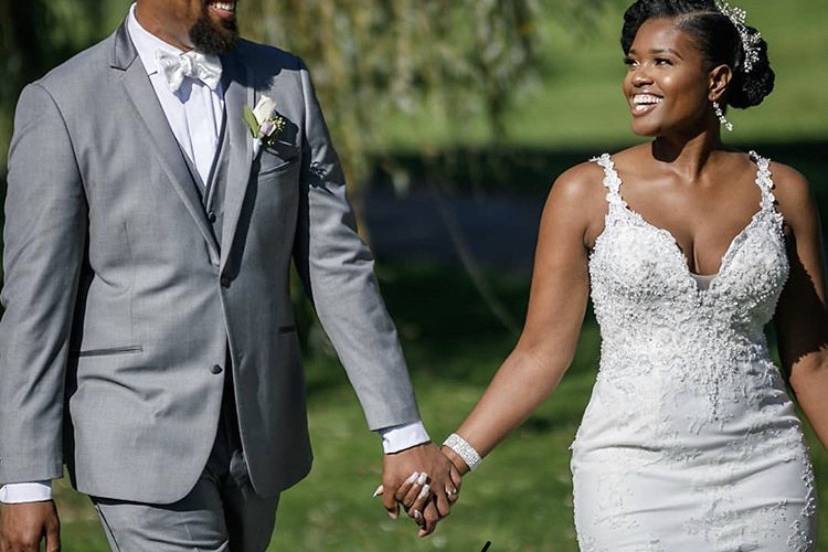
[381,442,462,537]
[0,501,60,552]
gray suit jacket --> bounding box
[0,22,419,503]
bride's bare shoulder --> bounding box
[542,157,616,243]
[547,158,609,206]
[546,144,648,210]
[768,161,818,229]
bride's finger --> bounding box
[401,472,429,509]
[408,482,432,521]
[449,466,463,490]
[445,483,459,503]
[447,467,462,502]
[393,471,420,504]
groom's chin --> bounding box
[189,16,239,55]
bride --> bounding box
[398,0,826,549]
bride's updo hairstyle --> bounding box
[621,0,775,109]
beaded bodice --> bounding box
[588,152,789,382]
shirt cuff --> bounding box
[377,421,430,454]
[0,481,54,504]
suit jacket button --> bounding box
[211,364,223,375]
[220,276,231,288]
[208,211,217,223]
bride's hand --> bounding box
[440,444,471,480]
[376,442,462,536]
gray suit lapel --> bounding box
[219,52,255,271]
[111,23,220,262]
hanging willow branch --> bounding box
[239,0,544,190]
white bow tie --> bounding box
[155,49,222,93]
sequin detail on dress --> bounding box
[570,152,817,552]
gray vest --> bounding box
[178,112,229,247]
[177,114,243,447]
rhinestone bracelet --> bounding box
[442,433,482,472]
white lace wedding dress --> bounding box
[570,152,817,551]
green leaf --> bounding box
[242,105,260,138]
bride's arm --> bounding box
[442,164,602,473]
[772,163,828,451]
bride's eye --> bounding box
[624,57,638,69]
[655,57,673,66]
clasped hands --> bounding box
[376,442,466,537]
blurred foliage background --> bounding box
[1,0,826,550]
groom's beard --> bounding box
[190,13,239,55]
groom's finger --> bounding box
[383,498,400,520]
[45,517,61,552]
[433,485,451,518]
[418,502,440,538]
[382,481,400,519]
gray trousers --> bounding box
[91,371,280,552]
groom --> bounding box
[0,0,454,549]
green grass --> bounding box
[51,264,828,551]
[377,0,828,151]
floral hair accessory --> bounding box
[714,0,762,73]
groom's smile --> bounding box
[192,0,240,54]
[206,0,237,21]
[135,0,240,55]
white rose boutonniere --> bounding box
[243,95,287,157]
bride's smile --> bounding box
[622,17,725,138]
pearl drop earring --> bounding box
[713,101,734,132]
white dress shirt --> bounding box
[128,3,224,185]
[0,3,428,504]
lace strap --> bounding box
[591,153,625,210]
[749,150,777,212]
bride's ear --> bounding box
[708,64,733,103]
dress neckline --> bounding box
[690,272,717,291]
[592,151,779,293]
